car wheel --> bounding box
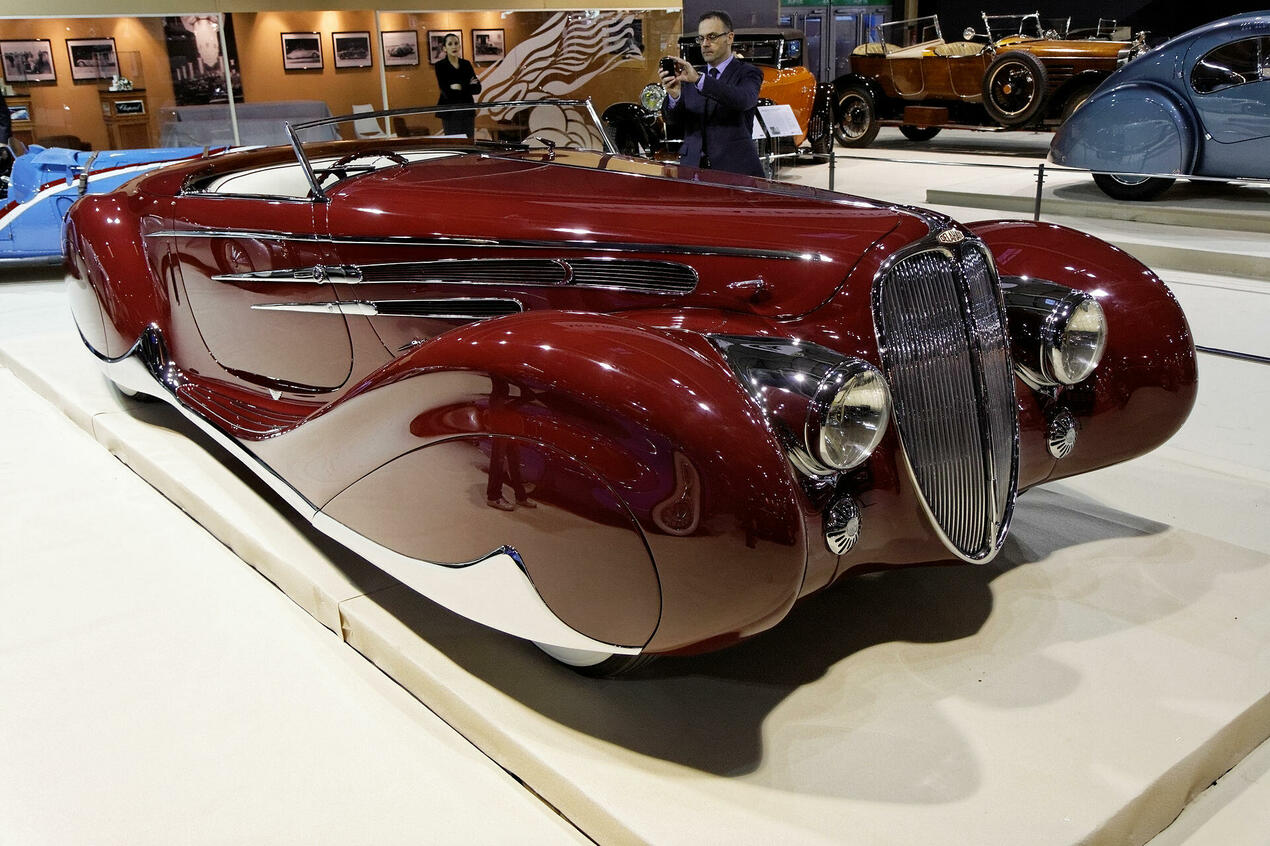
[533,641,658,677]
[1092,172,1176,201]
[898,125,941,142]
[1058,84,1097,124]
[834,85,880,148]
[982,51,1048,127]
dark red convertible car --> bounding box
[64,100,1196,675]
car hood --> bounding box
[324,149,927,318]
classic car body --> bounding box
[1,141,217,266]
[64,100,1196,675]
[602,29,833,160]
[834,14,1138,146]
[1051,11,1270,200]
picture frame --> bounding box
[471,29,505,63]
[332,30,372,69]
[281,32,323,71]
[380,30,419,68]
[427,30,462,65]
[66,37,119,81]
[1,39,57,83]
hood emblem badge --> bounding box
[936,228,965,245]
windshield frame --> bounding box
[285,97,614,202]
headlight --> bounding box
[1002,278,1108,387]
[640,83,666,111]
[808,360,891,471]
[1045,296,1106,384]
[708,335,891,477]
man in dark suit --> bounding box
[660,10,765,178]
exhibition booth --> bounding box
[2,4,1269,846]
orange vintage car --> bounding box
[834,13,1144,146]
[602,28,832,161]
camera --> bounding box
[659,57,677,77]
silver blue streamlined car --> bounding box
[1,141,218,266]
[1050,11,1270,200]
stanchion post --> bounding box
[829,144,836,192]
[1033,162,1045,221]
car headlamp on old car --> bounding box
[640,83,667,111]
[709,335,891,477]
[1002,277,1108,387]
[808,360,891,472]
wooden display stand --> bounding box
[7,94,34,145]
[100,89,150,148]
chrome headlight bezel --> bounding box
[640,83,667,111]
[804,359,891,474]
[1002,277,1108,387]
[708,335,891,479]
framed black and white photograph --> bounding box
[471,29,505,63]
[1,39,57,83]
[163,14,243,106]
[427,30,461,65]
[380,30,419,67]
[66,37,118,81]
[332,30,371,69]
[281,32,323,71]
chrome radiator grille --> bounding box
[873,239,1018,561]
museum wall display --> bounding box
[0,10,683,150]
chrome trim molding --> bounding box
[251,298,524,320]
[871,233,1020,563]
[87,328,640,656]
[148,228,824,263]
[217,257,700,296]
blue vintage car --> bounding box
[1,142,218,265]
[1051,11,1270,200]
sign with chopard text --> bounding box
[114,99,146,116]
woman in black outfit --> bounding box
[433,34,480,138]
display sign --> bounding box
[753,103,801,139]
[114,99,146,116]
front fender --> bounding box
[264,311,809,653]
[971,221,1197,482]
[1050,81,1198,176]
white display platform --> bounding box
[2,275,1268,845]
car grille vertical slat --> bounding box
[874,240,1018,561]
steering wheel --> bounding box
[331,149,409,169]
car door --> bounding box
[1186,33,1270,174]
[166,168,354,393]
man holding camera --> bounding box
[659,10,765,178]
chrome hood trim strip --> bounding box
[215,257,701,295]
[251,298,524,319]
[149,228,827,263]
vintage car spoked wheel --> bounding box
[1092,172,1176,201]
[982,51,1048,126]
[899,125,942,142]
[533,642,657,678]
[834,85,880,147]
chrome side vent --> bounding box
[872,236,1018,562]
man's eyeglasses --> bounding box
[693,31,731,44]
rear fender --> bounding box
[971,221,1197,481]
[65,191,170,359]
[1050,81,1198,176]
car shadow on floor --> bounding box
[121,393,1188,788]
